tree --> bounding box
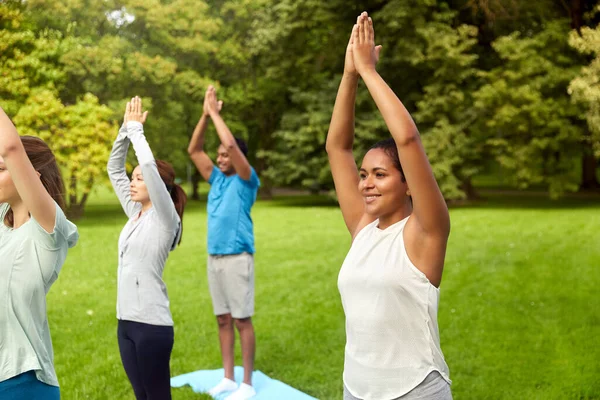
[412,13,482,200]
[1,2,116,218]
[261,1,485,200]
[462,0,600,191]
[473,21,586,197]
[569,21,600,188]
[5,0,598,207]
[14,90,116,219]
[0,2,74,113]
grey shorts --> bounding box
[343,371,452,400]
[207,253,254,319]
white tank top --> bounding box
[338,216,450,400]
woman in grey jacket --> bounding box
[107,96,187,400]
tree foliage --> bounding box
[473,21,586,196]
[1,0,599,215]
[569,20,600,159]
[14,90,116,218]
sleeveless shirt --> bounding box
[337,216,450,399]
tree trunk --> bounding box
[68,175,78,213]
[569,0,600,191]
[570,0,583,31]
[257,140,273,199]
[249,55,274,201]
[580,142,600,190]
[66,176,91,220]
[191,170,201,200]
[461,177,479,200]
[66,202,86,220]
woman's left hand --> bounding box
[353,12,382,76]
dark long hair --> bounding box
[5,136,65,227]
[156,160,187,245]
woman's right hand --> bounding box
[125,96,148,124]
[343,24,359,77]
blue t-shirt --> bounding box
[207,166,260,255]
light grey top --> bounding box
[107,121,181,326]
[0,202,78,386]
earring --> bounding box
[406,190,411,196]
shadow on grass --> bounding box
[74,204,125,226]
[76,200,210,226]
[260,194,339,208]
[260,190,600,210]
[171,385,212,400]
[75,189,600,225]
[451,190,600,210]
[184,194,338,208]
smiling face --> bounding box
[216,144,235,176]
[359,148,409,221]
[130,166,150,203]
[0,156,19,204]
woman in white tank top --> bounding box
[326,12,452,400]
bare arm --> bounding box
[0,106,56,232]
[354,15,449,238]
[326,72,368,236]
[206,86,252,181]
[187,112,214,182]
[326,23,382,237]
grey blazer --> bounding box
[107,122,181,326]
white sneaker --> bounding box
[208,377,238,397]
[224,382,256,400]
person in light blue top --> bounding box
[0,105,78,400]
[207,161,260,255]
[188,85,260,400]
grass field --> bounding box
[47,188,600,400]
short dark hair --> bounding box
[235,137,248,157]
[369,138,406,182]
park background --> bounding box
[1,0,599,399]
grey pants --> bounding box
[343,371,452,400]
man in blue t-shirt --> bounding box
[188,86,260,400]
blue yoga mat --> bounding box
[170,366,318,400]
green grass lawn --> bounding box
[48,190,600,400]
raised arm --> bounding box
[326,22,382,237]
[126,97,178,230]
[353,13,449,238]
[187,89,218,182]
[107,104,141,219]
[205,86,252,181]
[0,106,56,232]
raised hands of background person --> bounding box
[204,86,224,118]
[203,86,223,118]
[125,96,149,124]
[352,12,382,77]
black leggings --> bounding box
[117,320,174,400]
